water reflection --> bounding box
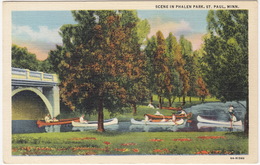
[45,125,61,133]
[71,125,119,132]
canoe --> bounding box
[131,118,184,125]
[72,118,118,127]
[197,122,243,130]
[197,115,242,126]
[37,117,80,128]
[161,107,182,111]
[146,113,192,120]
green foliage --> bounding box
[12,44,39,70]
[203,10,248,102]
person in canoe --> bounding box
[177,110,187,117]
[79,114,88,123]
[228,105,235,115]
[45,114,51,123]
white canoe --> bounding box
[130,118,184,125]
[197,122,243,130]
[72,118,118,127]
[197,115,242,126]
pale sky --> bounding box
[12,10,209,61]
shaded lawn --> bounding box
[12,131,248,155]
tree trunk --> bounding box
[159,96,162,109]
[97,97,105,132]
[182,96,186,106]
[150,95,153,103]
[168,98,172,107]
[132,103,137,115]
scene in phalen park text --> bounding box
[11,10,249,156]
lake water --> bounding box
[12,101,246,134]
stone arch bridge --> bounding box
[12,67,60,118]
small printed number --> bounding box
[230,157,245,160]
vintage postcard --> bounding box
[2,0,258,164]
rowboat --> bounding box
[161,107,182,111]
[72,118,118,127]
[130,118,184,125]
[146,113,192,120]
[37,117,80,128]
[197,115,242,126]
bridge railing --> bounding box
[12,67,59,83]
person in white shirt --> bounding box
[79,114,88,123]
[45,114,51,123]
[148,102,155,109]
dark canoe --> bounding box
[161,107,183,111]
[146,113,193,120]
[37,117,80,128]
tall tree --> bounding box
[173,43,190,105]
[145,36,157,103]
[179,36,193,102]
[165,33,181,106]
[154,31,173,108]
[203,10,248,134]
[49,10,149,132]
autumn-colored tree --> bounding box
[173,44,190,105]
[154,31,173,108]
[48,10,149,132]
[196,77,210,102]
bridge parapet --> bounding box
[12,67,59,83]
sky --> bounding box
[12,10,209,61]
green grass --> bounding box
[12,131,248,155]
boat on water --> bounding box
[161,107,182,111]
[197,115,242,126]
[197,122,243,130]
[37,117,80,128]
[131,118,184,125]
[146,113,192,120]
[72,118,118,127]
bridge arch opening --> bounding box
[12,88,52,120]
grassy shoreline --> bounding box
[12,131,248,155]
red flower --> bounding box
[149,139,164,142]
[132,148,139,152]
[195,150,210,155]
[103,141,111,145]
[153,148,169,153]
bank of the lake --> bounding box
[12,131,248,155]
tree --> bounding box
[49,10,149,132]
[196,77,210,102]
[203,10,248,134]
[154,31,173,108]
[173,43,190,105]
[12,44,39,70]
[165,32,181,106]
[145,36,157,103]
